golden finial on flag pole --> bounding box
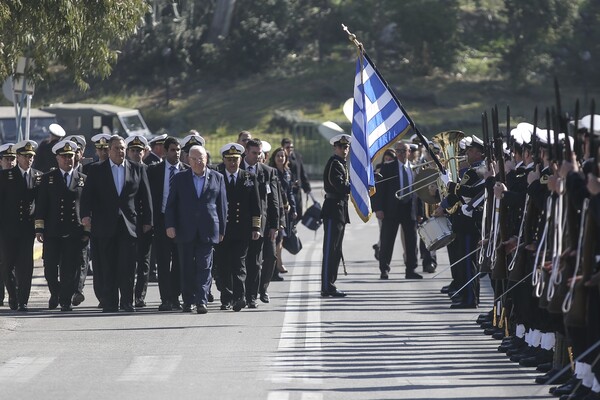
[341,24,363,51]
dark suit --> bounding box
[241,161,280,303]
[35,168,88,307]
[148,160,188,306]
[0,166,43,307]
[320,154,350,292]
[372,159,418,275]
[215,167,261,307]
[81,160,104,303]
[289,151,311,220]
[80,159,153,311]
[165,168,227,306]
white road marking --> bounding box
[301,393,323,400]
[0,357,55,382]
[267,391,290,400]
[118,355,182,382]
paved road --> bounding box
[0,184,552,399]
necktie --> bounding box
[401,164,409,198]
[248,165,253,174]
[230,174,235,186]
[169,165,176,188]
[64,172,69,186]
[23,171,28,188]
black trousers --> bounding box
[446,237,461,290]
[321,217,345,292]
[154,214,181,304]
[419,238,437,268]
[96,220,137,310]
[43,235,85,307]
[135,228,153,300]
[246,236,263,302]
[215,238,248,305]
[0,240,5,303]
[259,235,277,296]
[378,214,418,273]
[1,235,34,305]
[90,237,103,304]
[453,232,479,305]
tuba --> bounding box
[432,130,465,214]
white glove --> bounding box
[439,172,450,186]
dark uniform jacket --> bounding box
[321,154,350,223]
[147,160,188,221]
[446,160,486,234]
[32,138,59,173]
[0,166,43,237]
[241,161,280,232]
[143,152,162,166]
[34,168,87,238]
[218,167,261,241]
[80,159,153,239]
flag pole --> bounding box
[341,24,446,175]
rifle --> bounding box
[573,99,582,161]
[490,105,508,280]
[546,107,553,163]
[479,111,494,273]
[532,107,540,167]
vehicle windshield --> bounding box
[0,117,56,144]
[119,112,151,137]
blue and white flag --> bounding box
[350,55,412,222]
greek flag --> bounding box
[350,54,412,222]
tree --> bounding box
[0,0,148,90]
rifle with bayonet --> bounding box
[490,105,508,280]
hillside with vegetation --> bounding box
[6,0,599,154]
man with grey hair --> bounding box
[165,145,227,314]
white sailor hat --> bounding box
[125,135,149,149]
[181,134,206,150]
[466,135,484,150]
[0,143,16,156]
[261,140,272,153]
[52,140,78,155]
[330,134,352,146]
[220,143,245,158]
[65,135,86,149]
[409,143,419,151]
[149,133,168,145]
[579,115,600,135]
[91,133,112,148]
[14,139,38,155]
[459,137,471,150]
[536,129,552,146]
[48,123,66,138]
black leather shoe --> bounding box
[520,350,553,368]
[207,293,214,303]
[247,300,258,309]
[492,330,506,340]
[49,295,59,310]
[380,271,389,280]
[477,312,493,324]
[259,292,270,303]
[405,271,423,279]
[61,304,73,312]
[481,321,494,329]
[121,303,135,312]
[18,304,28,312]
[102,307,118,313]
[536,368,571,385]
[72,292,85,306]
[440,285,450,294]
[558,384,591,399]
[134,298,146,308]
[8,298,17,310]
[550,378,580,395]
[423,264,436,273]
[271,274,284,282]
[372,244,380,260]
[171,301,182,311]
[536,361,553,373]
[196,304,208,314]
[158,302,172,311]
[182,303,193,313]
[220,303,232,310]
[450,301,477,309]
[233,299,246,312]
[510,347,539,362]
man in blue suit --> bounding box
[165,145,227,314]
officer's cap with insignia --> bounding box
[181,134,206,151]
[0,143,16,157]
[579,114,600,136]
[52,140,78,156]
[65,135,86,149]
[125,135,149,149]
[91,133,112,149]
[149,133,168,146]
[14,139,38,155]
[48,123,66,138]
[466,135,484,151]
[261,140,272,153]
[409,143,419,151]
[220,143,245,158]
[330,134,352,146]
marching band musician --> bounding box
[435,135,486,309]
[321,134,351,297]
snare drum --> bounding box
[418,216,455,251]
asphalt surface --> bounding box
[0,183,554,399]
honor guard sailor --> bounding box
[321,134,351,297]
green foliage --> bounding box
[0,0,148,90]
